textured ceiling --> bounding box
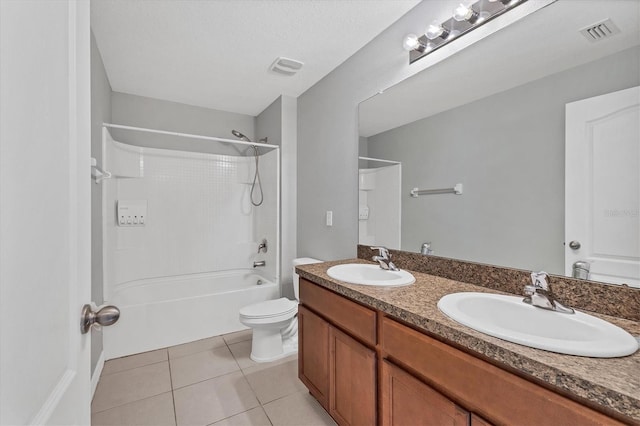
[91,0,420,116]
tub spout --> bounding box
[253,260,266,268]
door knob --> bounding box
[80,304,120,334]
[568,240,581,250]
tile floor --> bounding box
[92,330,337,426]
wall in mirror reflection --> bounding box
[360,46,639,277]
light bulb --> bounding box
[453,3,479,23]
[402,34,420,51]
[425,21,448,40]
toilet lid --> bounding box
[239,297,298,319]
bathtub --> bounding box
[103,269,279,359]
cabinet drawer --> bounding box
[380,317,622,426]
[300,278,376,346]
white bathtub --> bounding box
[103,269,279,359]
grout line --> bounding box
[168,343,228,360]
[203,405,268,426]
[91,390,174,415]
[100,357,169,377]
[171,369,244,391]
[168,360,178,426]
[101,348,169,377]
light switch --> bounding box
[326,210,333,227]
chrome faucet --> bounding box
[371,246,399,271]
[253,260,266,268]
[523,271,574,314]
[257,238,268,254]
[421,242,433,255]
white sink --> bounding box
[327,264,415,287]
[438,292,639,358]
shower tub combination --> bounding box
[100,124,281,360]
[103,269,278,359]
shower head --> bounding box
[231,130,252,142]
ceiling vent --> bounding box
[269,57,304,76]
[579,19,621,43]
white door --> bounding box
[565,86,640,287]
[0,1,92,424]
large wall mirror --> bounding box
[358,0,639,287]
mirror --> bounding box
[358,0,640,286]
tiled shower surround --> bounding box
[104,134,279,294]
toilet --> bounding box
[239,257,322,362]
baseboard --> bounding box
[91,351,105,399]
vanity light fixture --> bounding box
[453,3,480,24]
[489,0,521,5]
[425,21,450,40]
[404,0,528,64]
[403,33,431,52]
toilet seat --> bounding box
[239,297,297,323]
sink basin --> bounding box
[438,292,639,358]
[327,264,415,287]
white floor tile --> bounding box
[174,371,259,426]
[102,349,168,376]
[228,340,258,370]
[222,329,252,345]
[92,361,172,413]
[170,345,240,389]
[91,392,175,426]
[243,359,306,405]
[168,335,226,359]
[263,391,336,426]
[211,406,271,426]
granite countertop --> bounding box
[296,259,640,423]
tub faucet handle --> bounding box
[257,239,268,253]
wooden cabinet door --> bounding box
[298,305,330,408]
[329,326,376,426]
[381,360,469,426]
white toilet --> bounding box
[239,257,322,362]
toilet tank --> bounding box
[292,257,322,301]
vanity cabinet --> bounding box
[299,277,626,426]
[380,316,622,425]
[298,279,377,426]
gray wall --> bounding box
[367,47,640,274]
[90,31,112,376]
[111,92,256,147]
[256,97,282,146]
[256,96,299,299]
[297,1,478,261]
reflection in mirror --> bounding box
[358,157,402,250]
[358,0,640,287]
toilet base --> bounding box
[250,343,297,363]
[248,317,298,363]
